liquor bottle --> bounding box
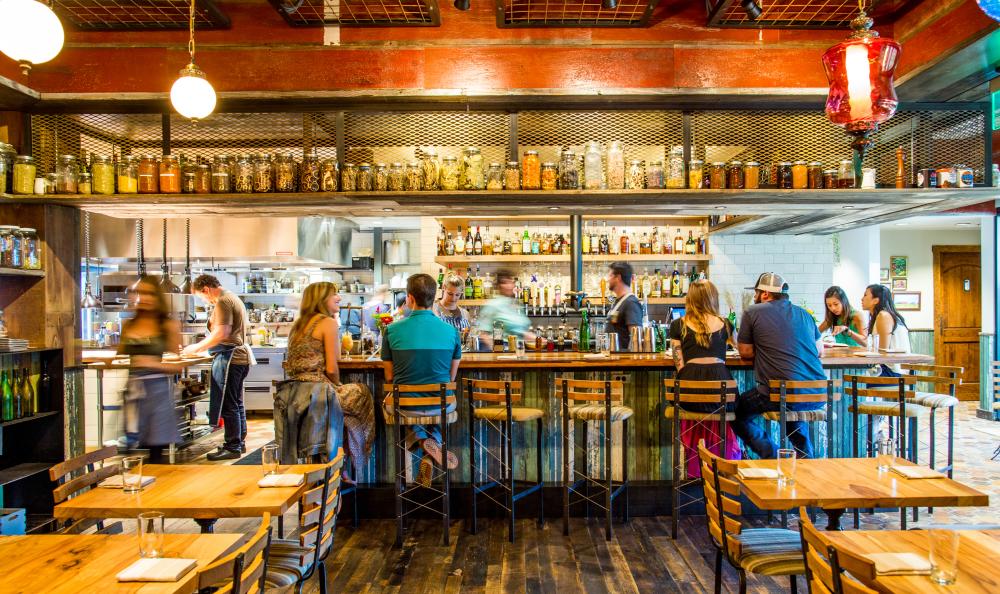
[465,227,475,256]
[651,268,662,298]
[698,231,707,255]
[464,267,474,299]
[11,368,22,419]
[492,321,505,353]
[482,272,494,299]
[521,226,531,255]
[670,263,682,297]
[581,223,591,254]
[529,232,539,255]
[578,309,590,353]
[673,228,684,254]
[445,232,455,256]
[36,359,49,415]
[610,226,619,255]
[437,225,446,255]
[541,233,551,255]
[474,227,483,256]
[589,224,599,255]
[634,270,643,299]
[600,231,609,255]
[641,268,652,299]
[21,368,34,416]
[685,230,697,255]
[554,278,563,308]
[640,232,651,255]
[619,228,630,255]
[437,268,445,299]
[491,232,501,256]
[681,263,690,295]
[473,266,484,299]
[503,229,512,255]
[454,226,465,255]
[651,227,661,254]
[1,369,12,422]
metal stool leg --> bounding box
[507,417,515,543]
[469,407,478,535]
[394,411,404,547]
[671,406,680,539]
[622,417,629,525]
[562,391,570,537]
[604,412,612,541]
[536,417,544,528]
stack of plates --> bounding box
[0,338,29,352]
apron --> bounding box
[208,344,237,425]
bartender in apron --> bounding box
[605,262,643,350]
[183,274,255,461]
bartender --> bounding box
[605,262,643,349]
[182,274,254,461]
[477,269,537,349]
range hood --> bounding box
[297,217,359,268]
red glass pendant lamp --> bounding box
[822,1,901,188]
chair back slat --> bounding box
[384,382,457,393]
[806,549,837,594]
[800,508,878,594]
[291,449,344,567]
[237,554,266,594]
[52,463,120,504]
[197,513,271,592]
[303,454,343,484]
[846,387,916,399]
[843,375,918,386]
[384,395,458,407]
[664,379,738,405]
[830,545,879,589]
[466,378,524,404]
[558,378,625,404]
[49,445,118,481]
[767,379,841,403]
[697,439,744,560]
[902,363,962,375]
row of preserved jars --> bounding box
[693,159,857,190]
[0,225,41,270]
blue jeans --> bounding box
[383,401,457,451]
[219,364,249,452]
[732,389,822,459]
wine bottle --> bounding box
[578,309,590,353]
[1,369,12,422]
[21,368,35,416]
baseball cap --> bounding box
[747,272,788,294]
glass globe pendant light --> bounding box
[170,0,216,121]
[0,0,65,75]
[976,1,1000,22]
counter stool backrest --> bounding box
[197,512,272,594]
[799,508,877,594]
[767,379,841,404]
[382,383,457,408]
[901,364,962,395]
[49,444,119,504]
[466,379,524,405]
[664,379,738,406]
[843,374,918,400]
[696,439,743,562]
[557,378,625,404]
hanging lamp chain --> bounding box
[185,218,191,274]
[188,0,197,64]
[83,211,91,279]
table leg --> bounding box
[195,519,217,533]
[96,368,104,447]
[823,508,845,531]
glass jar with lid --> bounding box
[541,162,558,190]
[117,156,138,194]
[744,161,760,189]
[462,147,484,190]
[19,227,39,270]
[387,163,404,191]
[583,141,603,190]
[728,161,745,190]
[274,154,296,192]
[486,163,503,190]
[606,141,625,189]
[625,160,644,190]
[439,157,459,190]
[229,154,252,193]
[504,161,520,190]
[0,226,15,268]
[687,160,703,189]
[12,156,35,194]
[405,162,422,191]
[837,159,854,188]
[646,160,664,189]
[807,162,823,189]
[159,155,181,193]
[357,163,374,192]
[254,154,274,193]
[211,155,231,193]
[340,162,357,192]
[299,152,321,193]
[791,160,808,189]
[56,155,79,194]
[138,155,159,193]
[823,169,838,189]
[0,142,14,194]
[181,158,197,194]
[421,149,440,191]
[78,172,93,195]
[777,162,793,189]
[319,158,337,192]
[194,163,211,194]
[43,173,57,194]
[666,146,685,189]
[559,151,578,189]
[8,227,23,268]
[710,162,726,189]
[373,163,389,192]
[521,150,541,190]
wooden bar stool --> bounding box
[559,377,632,541]
[466,378,544,543]
[901,364,961,481]
[663,378,738,539]
[845,374,925,529]
[383,382,458,547]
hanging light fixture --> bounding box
[159,219,180,293]
[0,0,64,75]
[127,219,146,298]
[80,212,101,309]
[170,0,216,121]
[180,218,193,294]
[976,1,1000,22]
[821,0,900,188]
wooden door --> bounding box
[933,246,981,399]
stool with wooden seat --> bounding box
[901,364,961,482]
[383,382,458,546]
[466,378,544,543]
[559,377,632,541]
[49,444,122,534]
[663,378,738,539]
[799,508,877,594]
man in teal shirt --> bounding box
[476,269,537,350]
[382,273,461,484]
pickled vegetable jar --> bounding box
[405,162,422,191]
[159,155,181,193]
[666,146,685,189]
[117,156,138,194]
[504,161,520,190]
[211,155,231,193]
[421,149,440,191]
[521,150,541,190]
[462,147,484,190]
[0,142,14,194]
[388,163,404,191]
[340,162,357,192]
[91,155,115,195]
[357,163,373,192]
[646,160,664,189]
[275,154,296,192]
[823,170,838,189]
[299,153,321,193]
[20,227,39,269]
[78,172,92,195]
[373,163,388,192]
[728,161,744,190]
[440,157,459,190]
[687,160,702,189]
[541,162,558,190]
[777,162,793,189]
[710,162,726,189]
[0,226,17,267]
[606,141,625,190]
[486,162,503,191]
[194,163,211,194]
[254,154,273,193]
[791,160,808,189]
[56,155,79,194]
[559,151,578,189]
[138,155,159,193]
[744,161,760,189]
[807,162,823,189]
[583,141,603,190]
[837,160,854,188]
[319,159,337,192]
[625,160,644,190]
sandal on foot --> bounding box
[421,438,459,470]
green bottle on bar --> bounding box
[578,309,590,353]
[1,369,13,422]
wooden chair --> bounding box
[559,377,632,541]
[196,513,272,594]
[845,374,924,529]
[663,378,738,539]
[466,378,544,543]
[48,445,121,533]
[264,450,344,594]
[902,364,961,479]
[383,382,458,546]
[799,508,878,594]
[696,440,803,594]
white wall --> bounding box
[981,220,995,334]
[833,227,880,313]
[879,229,981,329]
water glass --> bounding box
[515,338,526,358]
[868,332,881,353]
[928,528,960,585]
[876,437,895,472]
[138,511,165,558]
[776,449,796,487]
[597,333,611,355]
[121,456,144,494]
[262,444,280,476]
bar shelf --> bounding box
[0,268,44,278]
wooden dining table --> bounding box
[53,463,325,533]
[825,529,1000,593]
[736,457,989,530]
[0,532,244,593]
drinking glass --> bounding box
[121,456,144,494]
[776,449,796,487]
[876,437,895,472]
[597,333,611,356]
[868,332,880,353]
[515,338,526,358]
[137,511,164,558]
[928,528,960,585]
[262,444,280,476]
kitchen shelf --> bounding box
[0,410,59,428]
[0,267,44,278]
[582,254,710,262]
[436,255,568,264]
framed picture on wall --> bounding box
[892,278,907,290]
[889,256,908,278]
[880,268,890,282]
[893,291,921,310]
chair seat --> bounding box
[850,402,930,417]
[911,392,959,408]
[383,409,459,425]
[474,406,544,422]
[994,401,1000,410]
[734,528,807,576]
[664,408,735,421]
[569,404,634,421]
[762,410,830,422]
[264,540,314,587]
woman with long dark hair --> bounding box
[819,286,867,347]
[861,283,911,376]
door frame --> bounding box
[932,244,981,398]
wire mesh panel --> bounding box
[498,0,654,27]
[343,111,509,165]
[30,113,164,175]
[54,0,229,30]
[517,110,683,167]
[709,0,911,29]
[169,113,337,162]
[269,0,439,26]
[870,110,986,186]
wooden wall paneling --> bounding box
[44,206,81,367]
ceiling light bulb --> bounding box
[0,0,64,74]
[453,0,470,10]
[170,63,217,121]
[741,0,762,21]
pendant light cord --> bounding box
[136,219,146,276]
[188,0,196,65]
[83,211,91,281]
[162,219,169,275]
[185,218,191,275]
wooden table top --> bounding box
[825,530,1000,594]
[337,348,932,371]
[736,457,990,511]
[53,463,325,520]
[83,352,213,370]
[0,533,243,594]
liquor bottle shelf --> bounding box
[0,410,59,428]
[581,254,710,262]
[0,267,45,278]
[436,255,569,264]
[458,297,686,307]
